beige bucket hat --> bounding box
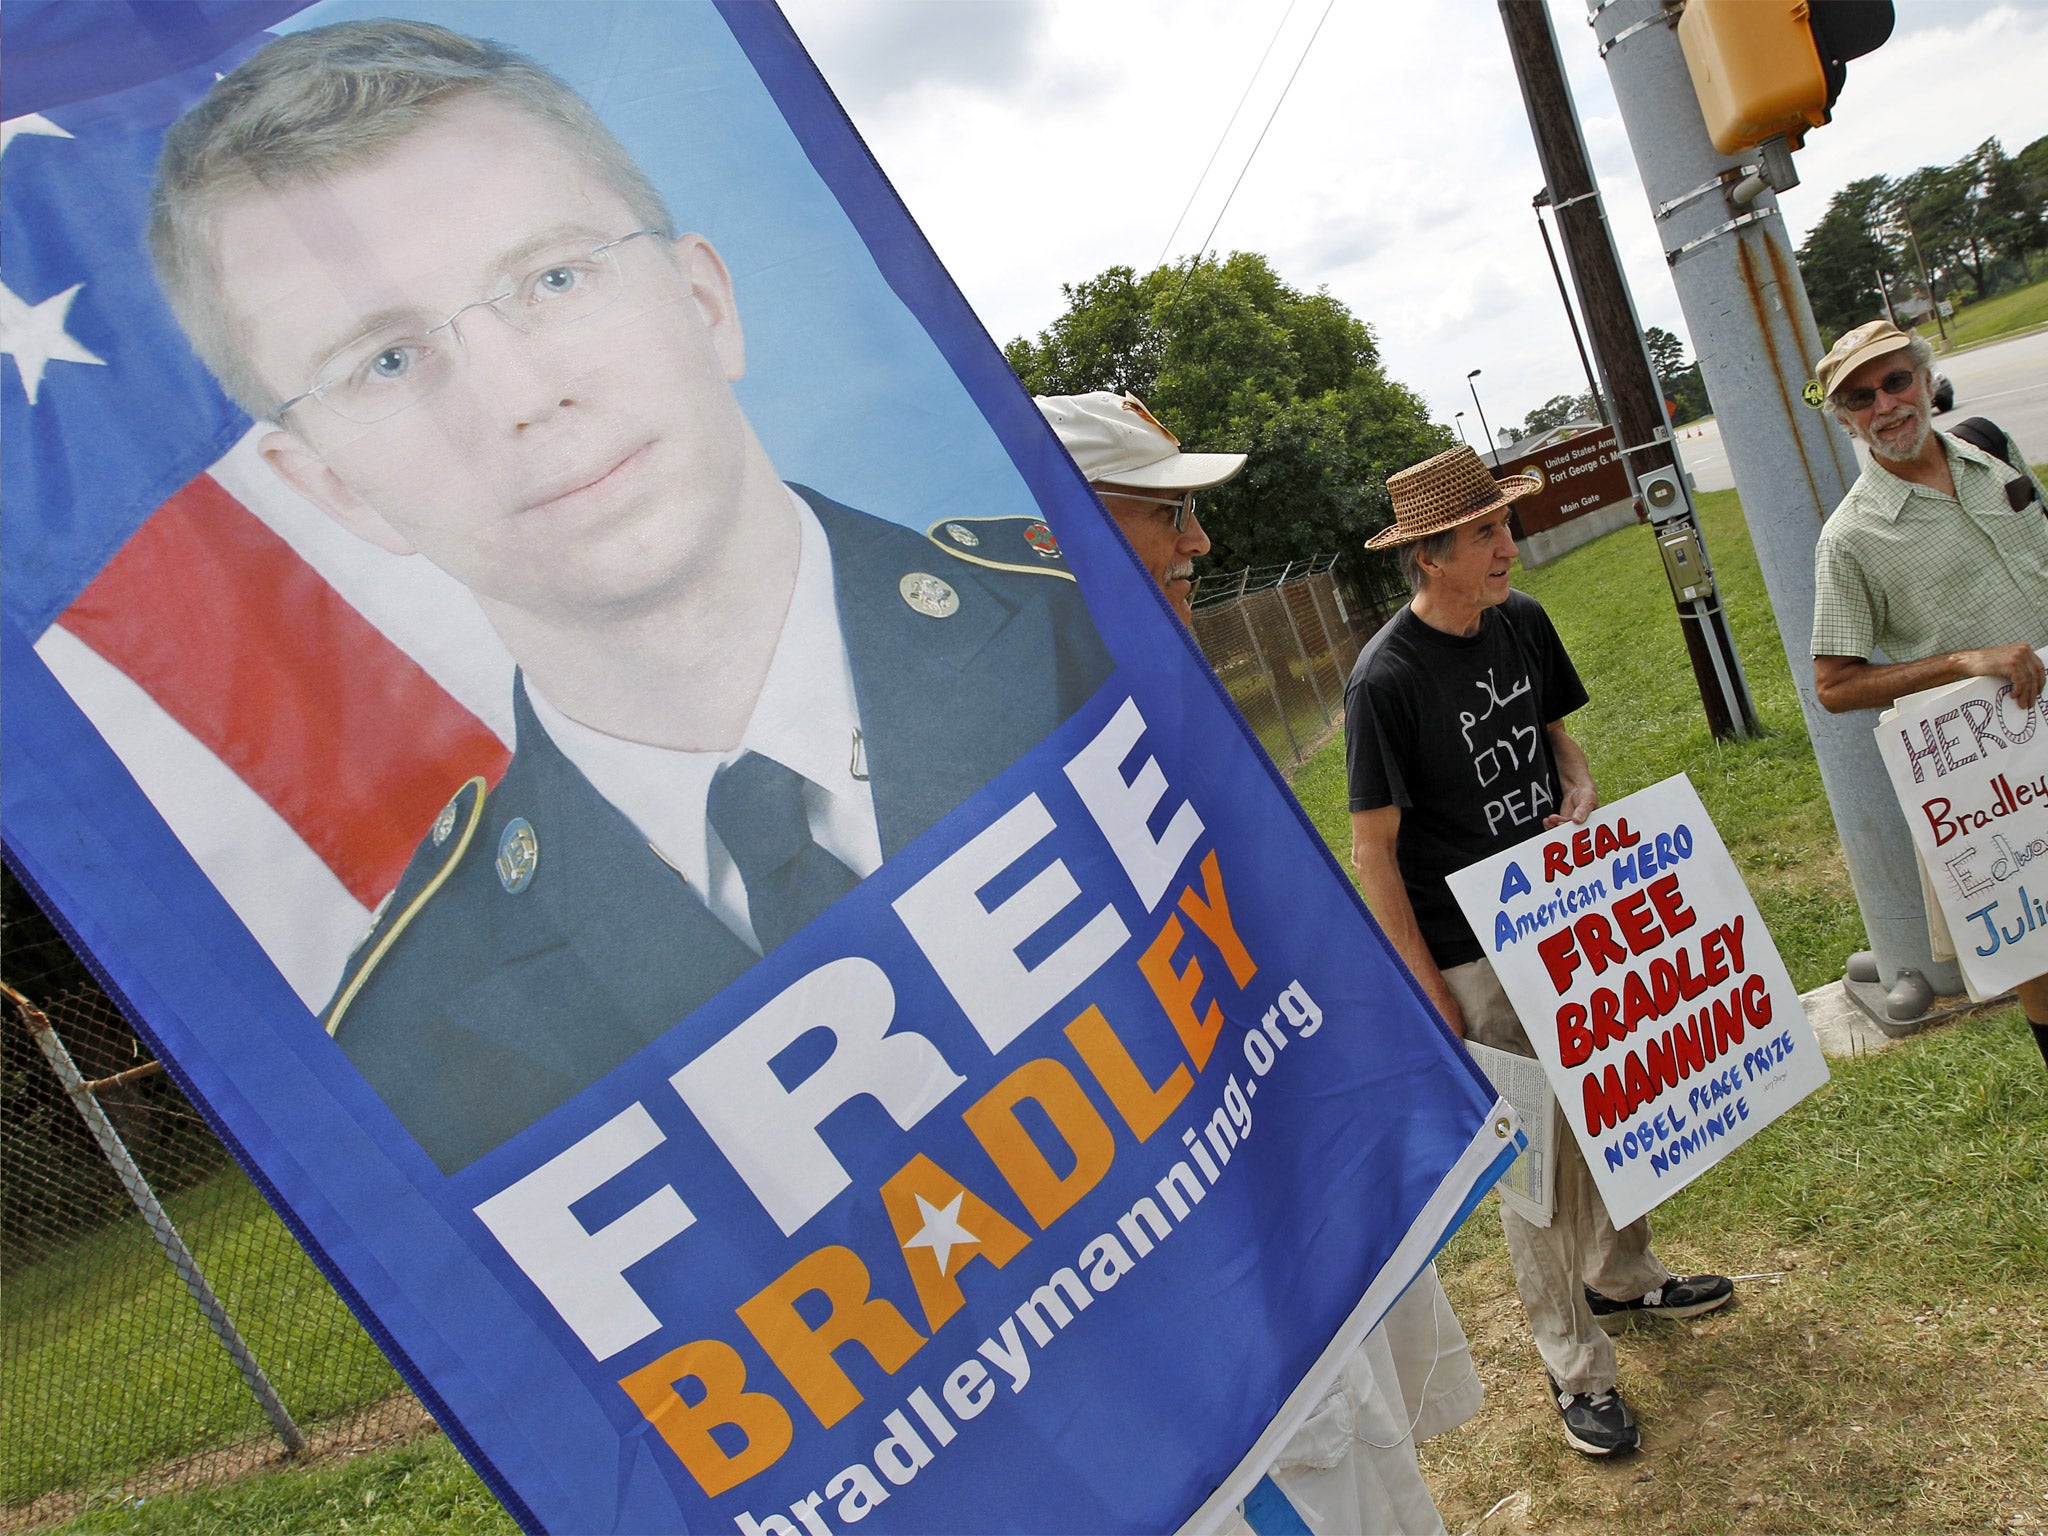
[1814,318,1915,402]
[1366,444,1539,549]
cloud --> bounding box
[779,0,1057,114]
[783,0,2048,436]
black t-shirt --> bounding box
[1345,590,1589,970]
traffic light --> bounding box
[1677,0,1895,155]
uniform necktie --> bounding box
[706,751,859,952]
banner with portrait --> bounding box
[2,4,1515,1530]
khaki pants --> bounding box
[1443,955,1670,1395]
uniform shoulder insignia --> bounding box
[925,515,1079,582]
[323,775,490,1038]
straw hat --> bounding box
[1366,445,1540,549]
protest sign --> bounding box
[1,4,1515,1530]
[1875,657,2048,1000]
[1446,775,1825,1229]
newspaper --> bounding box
[1466,1041,1556,1227]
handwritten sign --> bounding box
[1875,658,2048,999]
[1445,775,1826,1228]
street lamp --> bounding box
[1466,369,1497,466]
[1454,411,1469,445]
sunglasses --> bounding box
[1101,488,1199,531]
[1835,368,1918,413]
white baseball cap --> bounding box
[1034,391,1247,492]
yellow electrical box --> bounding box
[1678,0,1831,155]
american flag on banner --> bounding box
[5,6,512,1009]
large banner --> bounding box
[1,4,1515,1532]
[1875,658,2048,1000]
[1445,776,1825,1229]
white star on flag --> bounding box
[1,113,74,157]
[902,1192,979,1276]
[2,282,107,405]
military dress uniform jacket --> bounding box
[323,488,1114,1172]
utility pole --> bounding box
[1497,1,1756,743]
[1896,201,1948,343]
[1584,0,1960,1013]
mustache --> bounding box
[1165,561,1196,583]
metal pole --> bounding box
[1273,572,1332,726]
[1586,0,1959,1003]
[1874,266,1897,329]
[1535,191,1608,423]
[1466,370,1498,465]
[1454,410,1470,445]
[5,985,307,1451]
[1498,0,1756,743]
[1239,597,1302,764]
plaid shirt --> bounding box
[1811,430,2048,663]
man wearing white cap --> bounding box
[1040,392,1483,1535]
[1810,318,2048,1066]
[1346,446,1734,1459]
[1033,392,1243,624]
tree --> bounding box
[1796,176,1898,342]
[1972,136,2047,272]
[1641,326,1710,424]
[1516,394,1582,441]
[1006,252,1451,577]
[1643,326,1685,383]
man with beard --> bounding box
[1811,318,2048,1066]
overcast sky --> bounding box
[780,0,2048,445]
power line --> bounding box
[1187,0,1337,263]
[1154,0,1299,268]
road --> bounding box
[1675,326,2048,494]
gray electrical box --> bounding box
[1657,525,1714,603]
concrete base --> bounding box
[1516,498,1637,567]
[1800,979,2015,1060]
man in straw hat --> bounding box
[1040,393,1483,1534]
[1809,319,2048,1069]
[1345,445,1734,1458]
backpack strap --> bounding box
[1948,417,2040,514]
[1949,416,2012,466]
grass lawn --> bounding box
[2,1169,400,1508]
[40,1439,515,1536]
[1917,271,2048,352]
[23,494,2048,1534]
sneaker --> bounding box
[1585,1273,1734,1323]
[1548,1375,1639,1457]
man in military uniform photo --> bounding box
[148,19,1111,1170]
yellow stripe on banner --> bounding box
[326,776,487,1038]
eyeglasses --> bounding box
[1100,488,1200,532]
[276,228,665,425]
[1835,367,1919,413]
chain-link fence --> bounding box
[1,867,415,1529]
[1190,552,1405,773]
